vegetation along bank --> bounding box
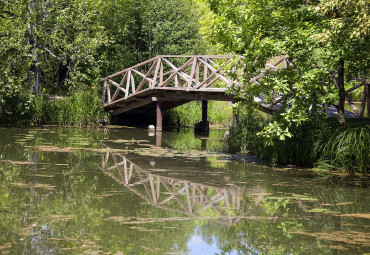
[0,0,369,173]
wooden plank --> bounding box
[177,74,183,87]
[158,55,234,59]
[159,185,188,205]
[198,57,230,84]
[102,56,158,80]
[204,62,208,82]
[110,79,127,102]
[196,67,221,89]
[345,95,360,116]
[119,72,129,87]
[205,77,220,88]
[186,58,198,90]
[161,57,194,87]
[265,64,280,70]
[111,96,156,115]
[269,57,285,67]
[162,181,189,212]
[152,58,161,88]
[125,70,131,99]
[160,61,163,85]
[149,174,157,204]
[132,68,154,83]
[185,182,193,213]
[156,177,161,200]
[360,85,367,117]
[345,82,365,94]
[107,81,111,103]
[163,58,193,86]
[135,59,157,93]
[130,71,135,94]
[195,62,200,86]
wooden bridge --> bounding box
[101,55,290,130]
[101,55,369,130]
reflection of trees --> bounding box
[101,150,249,226]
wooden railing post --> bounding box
[102,81,107,105]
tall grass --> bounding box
[164,101,233,126]
[313,126,370,173]
[228,111,370,173]
[32,90,110,126]
[0,90,109,126]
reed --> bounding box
[313,126,370,173]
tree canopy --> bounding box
[200,0,370,140]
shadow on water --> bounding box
[0,126,369,254]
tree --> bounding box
[200,0,370,140]
[100,0,208,73]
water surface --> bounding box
[0,126,369,254]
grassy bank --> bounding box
[0,87,110,126]
[164,101,233,127]
[228,110,370,174]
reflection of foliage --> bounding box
[1,127,369,254]
[162,128,226,151]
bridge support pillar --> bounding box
[156,101,163,131]
[195,100,209,132]
[155,131,162,147]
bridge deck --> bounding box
[104,87,235,116]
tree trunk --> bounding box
[27,1,41,94]
[337,58,345,125]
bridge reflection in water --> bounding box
[100,150,252,226]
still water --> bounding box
[0,126,369,254]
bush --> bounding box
[0,85,34,126]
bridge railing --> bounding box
[101,55,291,107]
[101,55,239,106]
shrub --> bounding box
[0,85,34,126]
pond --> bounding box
[0,126,369,254]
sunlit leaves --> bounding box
[200,0,369,141]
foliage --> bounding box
[99,0,208,73]
[313,125,370,173]
[33,90,110,126]
[0,85,34,126]
[164,101,232,127]
[228,108,370,172]
[228,109,318,167]
[200,0,370,140]
[0,0,209,126]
